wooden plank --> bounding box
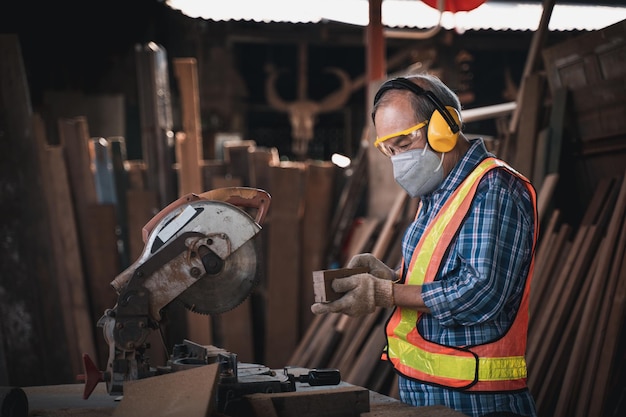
[173,58,204,195]
[83,203,121,370]
[531,127,549,191]
[573,175,626,417]
[41,91,125,142]
[529,179,617,394]
[345,322,386,387]
[580,177,615,226]
[534,249,597,415]
[569,77,626,142]
[246,146,278,362]
[343,218,380,262]
[504,0,555,161]
[211,175,243,189]
[300,161,336,331]
[112,364,219,417]
[265,162,306,368]
[334,308,384,374]
[223,140,257,185]
[125,189,168,366]
[587,217,626,416]
[58,117,98,209]
[508,0,555,135]
[201,160,227,190]
[135,43,176,208]
[528,221,601,390]
[244,386,370,417]
[218,299,254,363]
[323,191,408,380]
[287,314,324,366]
[533,208,560,278]
[126,160,148,190]
[530,222,571,329]
[371,191,408,260]
[302,314,343,368]
[545,87,569,175]
[38,143,96,377]
[125,190,159,261]
[536,172,558,224]
[327,140,368,267]
[542,19,626,91]
[173,58,215,349]
[90,137,118,204]
[108,136,131,269]
[552,175,626,417]
[248,146,280,190]
[58,118,119,361]
[289,214,377,369]
[512,72,546,179]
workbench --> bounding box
[23,378,467,417]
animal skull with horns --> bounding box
[265,63,352,159]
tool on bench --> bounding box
[79,187,341,415]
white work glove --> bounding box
[310,273,394,317]
[346,253,397,281]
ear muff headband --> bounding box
[373,77,461,153]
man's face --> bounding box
[374,96,428,157]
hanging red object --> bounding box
[421,0,487,13]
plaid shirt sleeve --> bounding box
[421,168,535,341]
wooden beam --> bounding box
[508,0,555,136]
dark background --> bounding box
[4,0,620,161]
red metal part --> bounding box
[421,0,486,13]
[78,353,104,400]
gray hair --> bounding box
[371,73,462,125]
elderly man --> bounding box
[312,74,538,417]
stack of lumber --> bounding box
[1,36,352,385]
[528,174,626,417]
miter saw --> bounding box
[81,187,278,400]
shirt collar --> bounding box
[426,138,492,198]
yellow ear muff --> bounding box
[427,106,461,153]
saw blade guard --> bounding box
[142,186,271,243]
[111,187,271,293]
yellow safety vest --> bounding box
[384,157,538,391]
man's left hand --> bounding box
[310,273,394,317]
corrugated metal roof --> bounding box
[166,0,626,32]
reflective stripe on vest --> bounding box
[385,157,538,391]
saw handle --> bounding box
[142,187,271,243]
[199,187,271,225]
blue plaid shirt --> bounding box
[396,138,537,417]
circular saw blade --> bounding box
[177,238,259,315]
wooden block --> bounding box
[245,385,370,417]
[313,267,368,303]
[112,364,219,417]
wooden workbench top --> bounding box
[23,381,467,417]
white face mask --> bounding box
[391,146,444,198]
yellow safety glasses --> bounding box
[374,120,427,157]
